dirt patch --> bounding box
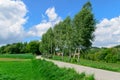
[0,58,30,61]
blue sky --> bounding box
[23,0,89,29]
[0,0,120,47]
[22,0,120,24]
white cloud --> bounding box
[0,1,61,45]
[0,0,27,45]
[93,16,120,47]
[45,7,57,21]
[27,7,62,37]
[27,22,52,37]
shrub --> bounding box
[105,54,113,63]
[86,53,95,60]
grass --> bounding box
[0,61,33,80]
[0,54,35,59]
[0,53,94,80]
[32,59,94,80]
[78,59,120,72]
[52,55,120,72]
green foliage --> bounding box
[85,48,120,63]
[0,42,27,54]
[85,53,95,60]
[104,49,119,63]
[73,1,96,49]
[40,17,74,55]
[40,28,55,54]
[0,42,28,54]
[27,40,41,55]
[0,41,41,55]
[40,1,96,56]
[94,49,108,61]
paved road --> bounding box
[36,56,120,80]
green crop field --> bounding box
[0,61,33,80]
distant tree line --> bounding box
[0,41,41,55]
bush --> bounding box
[84,48,120,63]
[86,54,95,60]
[103,48,120,63]
[105,54,113,63]
[117,52,120,61]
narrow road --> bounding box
[36,56,120,80]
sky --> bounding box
[0,0,120,47]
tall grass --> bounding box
[32,59,94,80]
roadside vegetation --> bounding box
[33,59,94,80]
[52,55,120,72]
[84,47,120,63]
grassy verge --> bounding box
[0,59,94,80]
[52,55,120,72]
[32,59,94,80]
[0,54,35,59]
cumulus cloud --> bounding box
[0,1,61,45]
[27,7,62,37]
[93,16,120,47]
[45,7,57,21]
[0,0,27,44]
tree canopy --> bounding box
[40,1,96,55]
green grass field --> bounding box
[52,56,120,72]
[0,61,33,80]
[0,54,94,80]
